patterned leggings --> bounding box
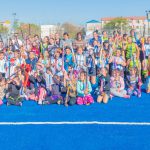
[127,87,141,97]
[38,87,47,101]
[77,95,94,105]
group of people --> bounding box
[0,29,149,106]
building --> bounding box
[41,25,64,38]
[101,16,148,35]
[86,20,101,32]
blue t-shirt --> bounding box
[89,36,102,46]
[64,54,74,71]
[25,58,38,70]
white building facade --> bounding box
[41,25,64,38]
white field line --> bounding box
[0,121,150,126]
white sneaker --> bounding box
[38,100,42,105]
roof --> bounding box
[101,16,146,21]
[86,20,101,24]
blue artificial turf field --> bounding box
[0,89,150,150]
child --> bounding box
[110,70,130,98]
[27,63,47,104]
[43,75,63,105]
[75,47,86,73]
[125,37,139,60]
[45,67,53,95]
[0,51,6,78]
[64,46,75,72]
[14,50,25,67]
[0,74,7,105]
[34,67,47,105]
[140,38,147,82]
[51,49,63,77]
[96,50,109,71]
[40,36,49,55]
[6,76,22,106]
[127,53,141,71]
[76,71,94,105]
[110,48,126,77]
[96,68,110,104]
[26,51,38,71]
[86,47,96,84]
[38,50,50,69]
[31,41,40,57]
[64,71,77,106]
[126,67,142,98]
[146,57,150,93]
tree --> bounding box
[103,17,129,33]
[0,24,9,35]
[61,22,83,38]
[16,23,41,38]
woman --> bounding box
[73,32,86,51]
[125,36,139,60]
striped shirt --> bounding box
[75,54,85,68]
[73,40,86,49]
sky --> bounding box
[0,0,150,25]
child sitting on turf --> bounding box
[64,71,77,106]
[110,69,130,98]
[45,67,53,95]
[43,75,63,105]
[0,74,7,105]
[31,63,47,104]
[76,71,94,105]
[26,63,46,104]
[96,68,110,104]
[6,75,22,106]
[126,67,142,98]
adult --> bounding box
[89,31,102,46]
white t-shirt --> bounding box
[145,44,150,57]
[12,39,23,46]
[0,59,6,73]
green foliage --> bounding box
[0,24,9,34]
[104,17,129,30]
[16,23,41,38]
[61,22,83,38]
